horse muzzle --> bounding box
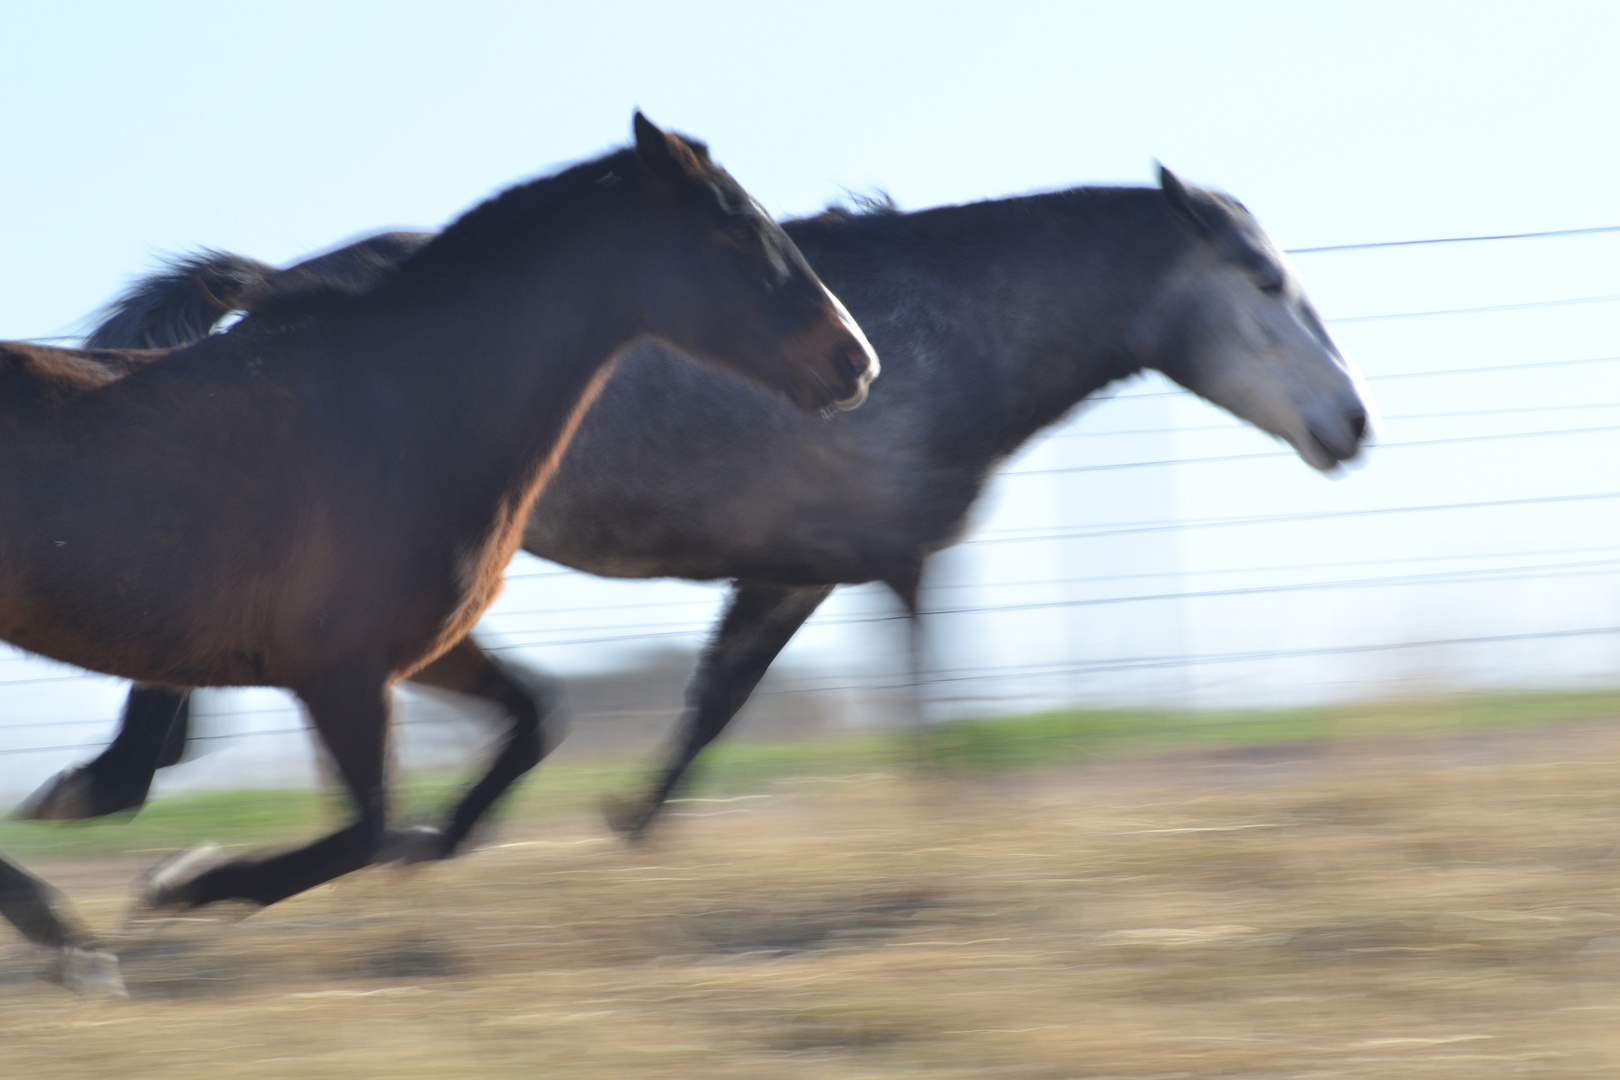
[821,287,880,411]
[1297,398,1374,470]
[831,340,879,411]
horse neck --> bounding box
[326,243,645,521]
[789,189,1192,460]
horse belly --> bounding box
[524,356,921,586]
[0,510,373,688]
[524,497,885,585]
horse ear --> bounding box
[633,111,699,182]
[1157,163,1211,236]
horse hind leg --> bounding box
[0,857,125,995]
[381,638,563,864]
[14,684,192,821]
[603,581,834,843]
[142,671,389,910]
[894,578,930,736]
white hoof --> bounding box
[379,825,446,866]
[134,841,222,913]
[45,948,128,997]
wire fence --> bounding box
[4,219,1620,786]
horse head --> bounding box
[625,113,879,414]
[1136,166,1375,471]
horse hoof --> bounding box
[379,825,448,865]
[134,841,221,912]
[13,767,94,821]
[598,796,653,845]
[12,766,147,821]
[43,948,128,997]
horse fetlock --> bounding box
[12,765,133,821]
[378,824,450,866]
[43,947,128,997]
[599,794,657,844]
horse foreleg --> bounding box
[383,638,562,863]
[142,671,388,909]
[15,683,192,821]
[1,856,89,951]
[604,581,834,843]
[0,856,125,994]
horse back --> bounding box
[0,343,161,416]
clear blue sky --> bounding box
[5,2,1617,339]
[4,2,1620,788]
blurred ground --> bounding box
[5,712,1620,1077]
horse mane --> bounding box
[806,190,901,223]
[785,186,1178,254]
[392,147,645,286]
[239,146,646,332]
[785,183,1281,289]
[84,250,276,350]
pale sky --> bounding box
[3,1,1619,790]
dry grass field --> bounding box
[6,713,1620,1077]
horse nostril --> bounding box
[1347,405,1368,442]
[838,347,866,386]
[826,344,875,412]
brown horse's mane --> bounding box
[3,135,727,405]
[238,146,657,334]
[239,133,739,336]
[391,146,647,281]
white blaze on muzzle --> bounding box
[824,285,880,410]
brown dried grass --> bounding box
[6,723,1620,1078]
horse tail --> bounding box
[82,232,435,350]
[83,250,277,349]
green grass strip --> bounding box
[6,687,1619,860]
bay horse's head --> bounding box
[625,113,878,412]
[1136,166,1375,470]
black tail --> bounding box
[82,232,436,350]
[83,250,277,349]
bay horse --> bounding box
[0,112,877,990]
[29,167,1370,856]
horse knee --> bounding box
[511,722,545,773]
[494,663,567,761]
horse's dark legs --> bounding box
[144,672,389,909]
[0,856,125,994]
[895,585,941,772]
[382,639,562,863]
[896,580,928,732]
[0,856,88,952]
[604,581,835,842]
[15,684,192,821]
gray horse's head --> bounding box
[1134,167,1376,471]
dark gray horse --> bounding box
[22,168,1373,847]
